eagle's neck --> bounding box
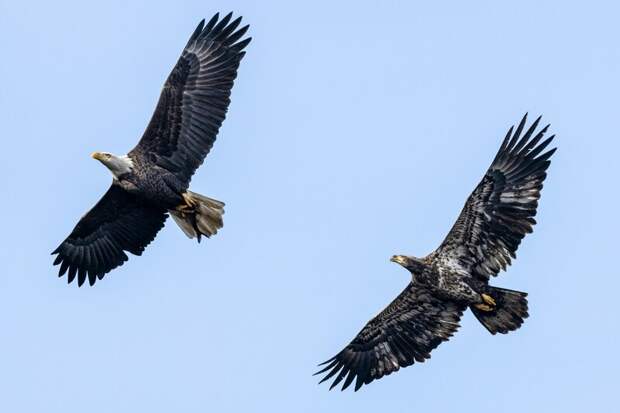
[404,257,427,275]
[107,154,134,179]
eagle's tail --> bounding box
[169,191,225,243]
[471,286,529,335]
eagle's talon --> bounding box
[481,293,496,307]
[178,193,198,211]
[182,192,197,209]
[474,303,494,312]
[474,294,496,312]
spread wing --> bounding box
[129,12,251,184]
[51,185,167,286]
[315,283,465,391]
[434,114,556,281]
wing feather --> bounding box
[130,13,251,184]
[51,185,167,286]
[315,283,464,391]
[434,114,556,280]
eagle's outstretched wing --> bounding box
[315,283,465,391]
[51,185,167,286]
[434,114,556,281]
[130,13,251,184]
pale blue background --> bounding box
[0,1,617,411]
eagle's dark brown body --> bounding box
[316,114,555,391]
[52,13,251,286]
[115,161,187,210]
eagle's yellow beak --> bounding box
[390,255,407,266]
[91,152,104,161]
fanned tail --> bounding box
[471,286,529,335]
[169,191,224,242]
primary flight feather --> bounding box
[52,13,251,286]
[316,114,556,391]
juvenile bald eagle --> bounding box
[316,114,556,391]
[51,13,251,286]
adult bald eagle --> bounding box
[51,13,251,286]
[316,114,556,391]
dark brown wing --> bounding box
[129,12,251,184]
[51,185,167,286]
[315,283,465,391]
[434,114,556,281]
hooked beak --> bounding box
[390,255,407,266]
[91,152,104,161]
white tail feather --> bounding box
[170,213,198,238]
[169,191,225,242]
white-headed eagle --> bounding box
[316,115,556,391]
[51,13,251,286]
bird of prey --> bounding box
[51,13,251,286]
[316,114,556,391]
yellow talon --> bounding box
[181,193,197,209]
[474,303,494,312]
[474,294,496,312]
[481,293,496,307]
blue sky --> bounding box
[1,0,618,411]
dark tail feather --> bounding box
[471,286,529,335]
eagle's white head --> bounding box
[91,152,134,178]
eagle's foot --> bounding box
[474,303,494,312]
[481,293,496,306]
[474,294,496,312]
[176,193,198,213]
[179,193,197,211]
[176,204,192,213]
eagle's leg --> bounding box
[175,193,197,213]
[482,293,496,306]
[474,293,496,312]
[182,192,198,209]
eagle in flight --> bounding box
[316,114,556,391]
[51,13,251,286]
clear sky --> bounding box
[1,0,618,411]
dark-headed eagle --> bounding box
[316,115,556,391]
[51,13,251,286]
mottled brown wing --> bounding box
[130,13,251,184]
[434,114,556,281]
[51,185,167,286]
[315,283,465,391]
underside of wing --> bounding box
[130,12,251,184]
[315,283,464,391]
[435,114,556,280]
[51,185,167,286]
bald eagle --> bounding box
[316,114,556,391]
[51,13,251,286]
